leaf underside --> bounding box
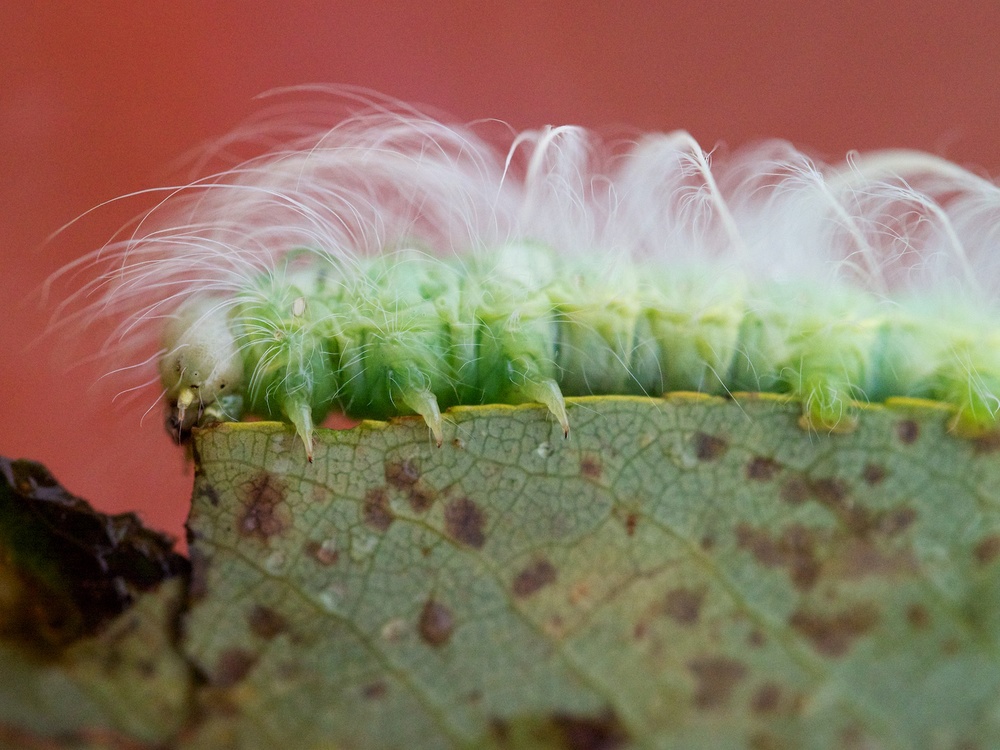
[6,393,1000,749]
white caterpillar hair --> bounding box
[49,87,1000,454]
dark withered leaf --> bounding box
[0,457,188,649]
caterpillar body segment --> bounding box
[65,95,1000,454]
[930,327,1000,435]
[728,283,884,432]
[637,267,746,397]
[231,266,340,461]
[333,249,464,445]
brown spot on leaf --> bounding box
[418,599,454,647]
[747,630,766,648]
[444,497,486,549]
[408,487,436,513]
[973,431,1000,454]
[840,507,877,537]
[385,458,420,488]
[512,558,558,598]
[907,603,930,629]
[789,603,879,657]
[861,463,887,485]
[877,507,917,536]
[188,547,210,601]
[624,513,637,537]
[809,477,874,536]
[746,456,781,481]
[779,475,810,505]
[489,718,513,745]
[580,454,602,479]
[385,458,436,512]
[544,615,567,638]
[247,605,288,640]
[490,718,511,743]
[362,488,394,532]
[749,731,788,750]
[896,419,919,444]
[663,588,703,625]
[237,471,288,542]
[569,580,592,606]
[840,725,881,750]
[362,681,387,700]
[200,483,221,507]
[214,648,257,687]
[736,523,821,591]
[975,534,1000,565]
[809,476,847,505]
[494,713,629,750]
[751,682,781,714]
[687,656,747,709]
[550,710,629,750]
[304,539,339,566]
[830,538,918,579]
[694,432,728,461]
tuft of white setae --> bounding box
[53,90,1000,459]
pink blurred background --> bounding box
[3,2,1000,547]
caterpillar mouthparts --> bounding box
[61,93,1000,459]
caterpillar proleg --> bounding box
[57,92,1000,459]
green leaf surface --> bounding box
[179,395,1000,749]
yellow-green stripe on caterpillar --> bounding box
[63,94,1000,459]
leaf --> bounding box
[0,458,192,746]
[180,395,1000,749]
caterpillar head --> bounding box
[159,299,244,438]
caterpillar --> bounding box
[56,91,1000,460]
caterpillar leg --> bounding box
[949,389,1000,436]
[938,357,1000,437]
[165,393,245,444]
[792,335,871,433]
[199,393,245,429]
[470,308,569,434]
[390,367,445,447]
[284,398,317,462]
[513,373,570,437]
[734,286,877,435]
[797,374,860,433]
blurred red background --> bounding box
[3,2,1000,548]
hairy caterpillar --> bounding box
[57,92,1000,459]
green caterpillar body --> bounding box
[66,94,1000,458]
[162,243,998,459]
